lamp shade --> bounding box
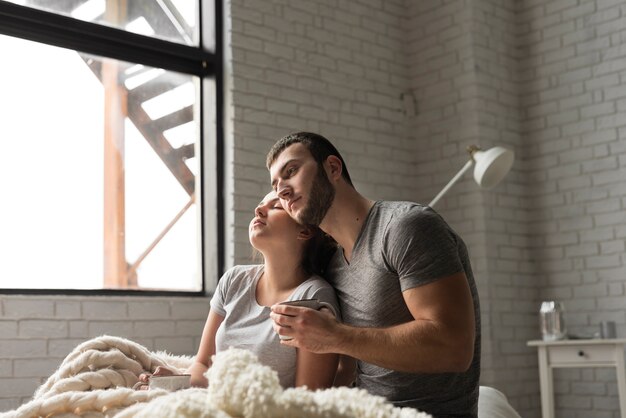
[472,146,514,189]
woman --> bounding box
[140,191,340,390]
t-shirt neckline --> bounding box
[340,200,381,266]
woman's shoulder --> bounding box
[219,264,263,289]
[293,275,341,319]
[226,264,263,276]
[301,274,333,289]
[293,275,336,299]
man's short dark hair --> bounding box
[266,132,353,187]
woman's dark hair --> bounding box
[266,131,353,187]
[301,226,337,277]
[250,226,337,277]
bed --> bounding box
[1,336,521,418]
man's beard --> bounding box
[295,164,335,226]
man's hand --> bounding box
[270,305,341,353]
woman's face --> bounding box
[249,191,305,250]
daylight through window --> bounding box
[0,0,217,292]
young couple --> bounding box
[144,132,481,418]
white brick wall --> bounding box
[520,1,626,417]
[227,0,413,266]
[408,0,626,416]
[407,0,538,415]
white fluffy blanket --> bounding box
[1,336,432,418]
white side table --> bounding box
[527,339,626,418]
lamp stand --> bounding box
[429,159,474,208]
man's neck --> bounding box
[320,186,375,262]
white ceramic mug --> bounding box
[149,374,191,391]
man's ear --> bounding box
[297,226,314,241]
[325,155,343,181]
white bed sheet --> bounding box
[478,386,522,418]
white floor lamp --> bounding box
[429,145,515,208]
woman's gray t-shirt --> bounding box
[326,201,481,418]
[210,264,340,388]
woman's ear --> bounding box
[297,226,314,241]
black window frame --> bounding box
[0,0,224,296]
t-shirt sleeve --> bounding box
[294,278,342,321]
[209,268,234,316]
[310,284,342,321]
[383,207,464,292]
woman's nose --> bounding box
[255,205,266,217]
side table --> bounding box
[527,338,626,418]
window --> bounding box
[4,0,200,46]
[0,1,221,293]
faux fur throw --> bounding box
[1,335,432,418]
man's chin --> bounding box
[293,212,308,225]
[292,210,307,225]
[295,210,322,227]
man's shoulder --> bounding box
[374,201,441,232]
[374,200,432,218]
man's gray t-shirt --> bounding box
[326,201,480,418]
[210,264,340,388]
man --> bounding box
[267,132,481,418]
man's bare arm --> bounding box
[271,271,475,373]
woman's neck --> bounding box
[256,254,308,306]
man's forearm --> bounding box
[333,320,474,374]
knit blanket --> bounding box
[1,336,432,418]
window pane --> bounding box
[5,0,199,46]
[0,35,202,291]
